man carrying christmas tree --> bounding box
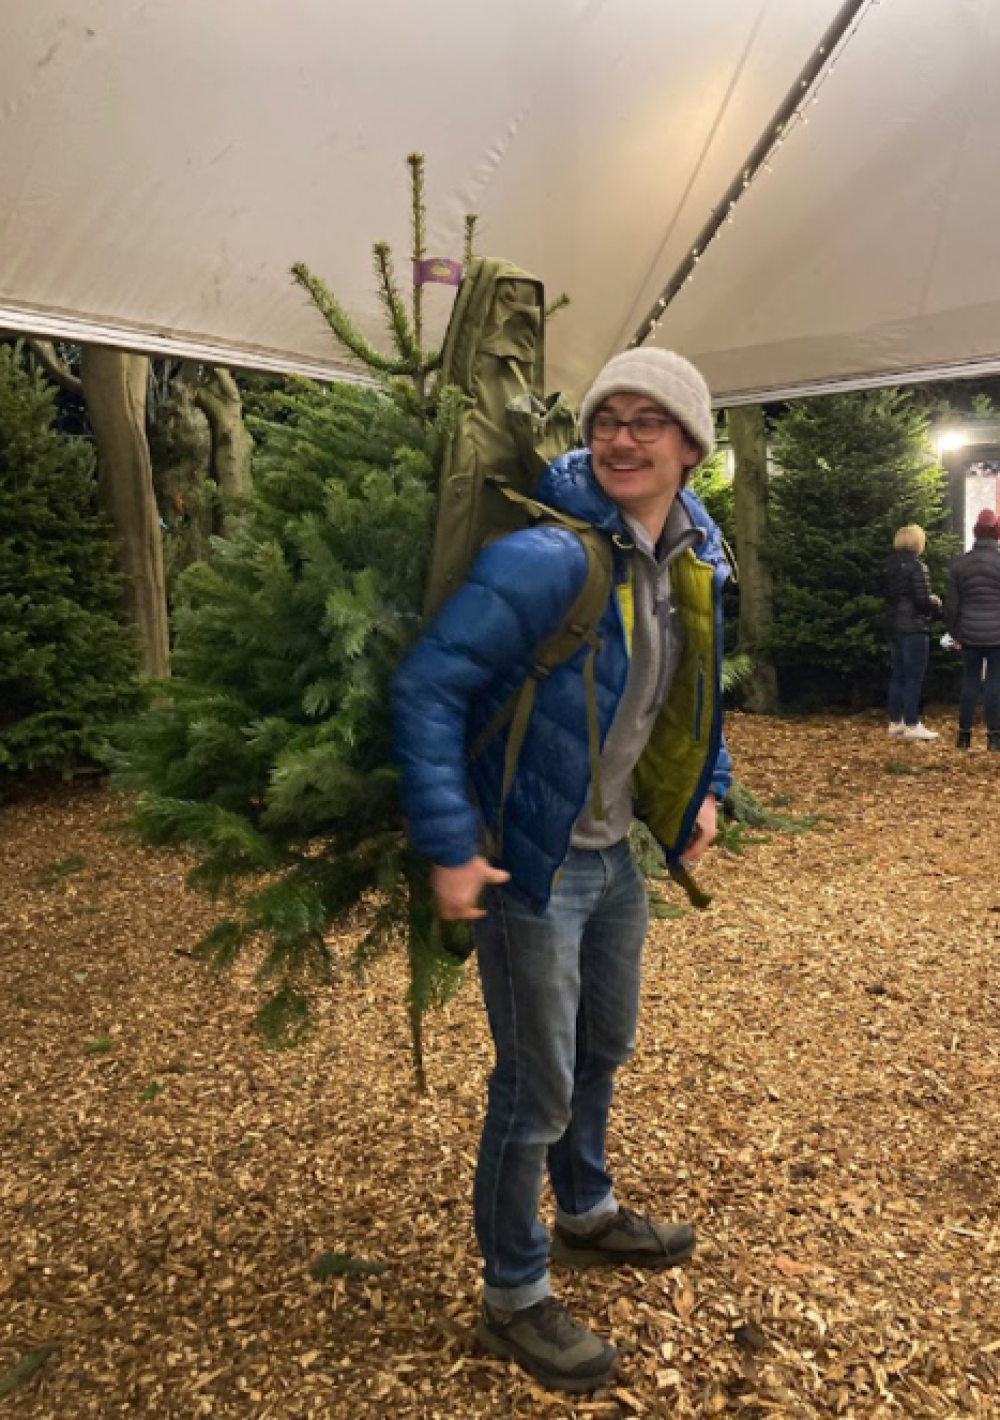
[393,348,732,1394]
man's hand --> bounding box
[680,794,718,869]
[431,856,511,921]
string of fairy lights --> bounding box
[629,0,883,350]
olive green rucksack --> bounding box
[423,257,617,832]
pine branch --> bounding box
[545,292,570,320]
[721,652,753,693]
[433,383,469,443]
[407,153,427,354]
[291,263,410,377]
[372,242,419,367]
[464,214,479,265]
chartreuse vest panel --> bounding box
[632,547,719,859]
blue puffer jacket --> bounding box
[393,449,732,909]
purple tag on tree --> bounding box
[413,257,463,288]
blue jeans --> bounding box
[959,644,1000,732]
[472,840,648,1311]
[887,632,929,726]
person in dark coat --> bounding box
[945,507,1000,750]
[884,524,941,741]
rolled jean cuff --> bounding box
[483,1273,552,1313]
[555,1190,618,1236]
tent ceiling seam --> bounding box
[632,0,874,352]
[0,303,378,386]
[609,0,771,356]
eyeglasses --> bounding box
[590,412,676,444]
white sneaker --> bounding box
[902,722,939,742]
[887,722,905,736]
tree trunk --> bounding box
[195,367,252,530]
[148,369,214,591]
[729,404,779,713]
[80,347,170,678]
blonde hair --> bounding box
[894,524,926,553]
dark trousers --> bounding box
[958,644,1000,732]
[887,633,929,726]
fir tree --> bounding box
[688,448,734,546]
[767,389,956,704]
[0,344,141,783]
[689,448,739,659]
[115,158,467,1082]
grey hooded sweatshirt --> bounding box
[571,497,703,849]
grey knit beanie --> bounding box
[579,348,714,464]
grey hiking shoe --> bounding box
[475,1296,616,1393]
[551,1206,696,1270]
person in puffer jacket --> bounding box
[945,506,1000,751]
[393,348,732,1394]
[883,524,942,741]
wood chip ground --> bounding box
[2,711,998,1418]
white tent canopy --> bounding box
[2,0,999,405]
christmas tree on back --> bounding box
[116,157,470,1079]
